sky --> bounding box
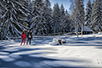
[50,0,94,12]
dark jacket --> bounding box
[27,32,32,39]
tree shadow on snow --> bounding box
[0,42,101,68]
[64,43,102,50]
[0,38,102,68]
[77,37,102,41]
[0,54,95,68]
[0,46,100,68]
[64,36,102,47]
[0,43,86,68]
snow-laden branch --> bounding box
[11,8,17,14]
[18,17,28,22]
[16,21,27,29]
[14,21,23,30]
[19,8,28,16]
[14,1,29,12]
[12,13,17,21]
[1,11,8,18]
[5,19,9,23]
[12,25,21,36]
[14,27,22,34]
[10,12,14,22]
[11,2,16,9]
[32,16,39,21]
[0,2,8,11]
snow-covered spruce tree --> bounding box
[91,0,95,22]
[91,0,102,32]
[92,0,95,7]
[64,10,73,32]
[85,0,92,28]
[0,4,3,39]
[74,0,85,37]
[52,3,61,33]
[44,0,53,34]
[0,0,29,37]
[69,0,76,31]
[23,0,33,28]
[30,0,48,35]
[69,0,75,14]
[0,0,9,39]
[60,4,66,33]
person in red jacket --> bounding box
[20,30,26,45]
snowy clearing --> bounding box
[0,34,102,68]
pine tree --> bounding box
[74,0,85,37]
[92,0,95,7]
[44,0,53,34]
[60,4,66,32]
[91,0,95,22]
[64,10,72,32]
[52,3,61,33]
[60,4,65,19]
[91,0,102,32]
[24,0,33,28]
[0,0,29,38]
[30,0,48,35]
[69,0,76,31]
[85,0,92,28]
[69,0,75,14]
[0,3,4,39]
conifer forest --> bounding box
[0,0,102,39]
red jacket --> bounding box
[21,32,26,39]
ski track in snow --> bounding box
[0,34,102,68]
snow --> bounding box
[98,32,102,34]
[0,52,9,55]
[83,26,93,31]
[49,38,66,45]
[0,56,15,62]
[0,34,102,68]
[15,61,32,67]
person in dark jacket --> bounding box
[20,30,26,45]
[26,30,32,45]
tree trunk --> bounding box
[76,21,78,37]
[81,23,84,37]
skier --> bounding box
[20,30,26,45]
[26,30,32,45]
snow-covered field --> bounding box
[0,34,102,68]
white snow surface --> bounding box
[83,26,93,31]
[0,34,102,68]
